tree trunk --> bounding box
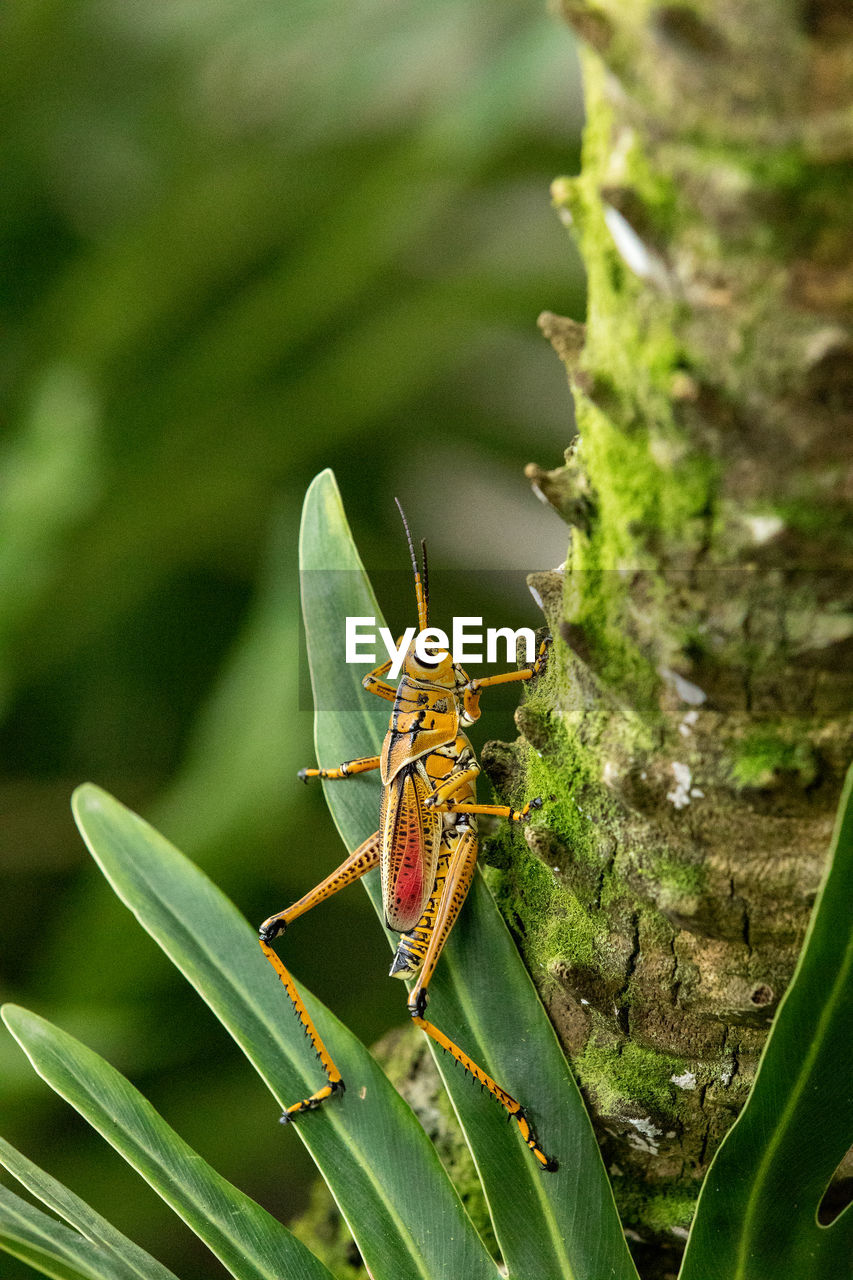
[483,2,852,1274]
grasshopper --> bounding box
[259,501,556,1171]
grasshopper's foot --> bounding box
[259,915,287,943]
[279,1079,346,1124]
[530,634,552,679]
[514,1105,558,1172]
[510,796,544,823]
[408,988,429,1019]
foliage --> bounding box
[0,4,581,1270]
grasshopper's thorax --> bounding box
[381,640,471,778]
[380,674,459,786]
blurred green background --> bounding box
[0,0,584,1274]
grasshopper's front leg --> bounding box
[296,651,399,786]
[361,646,403,702]
[298,754,380,783]
[420,743,542,824]
[462,634,551,722]
[259,830,381,1119]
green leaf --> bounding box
[0,1181,122,1280]
[67,789,499,1280]
[679,766,853,1280]
[1,1007,335,1280]
[0,1136,179,1280]
[299,469,639,1280]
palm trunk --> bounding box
[484,2,852,1273]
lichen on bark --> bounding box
[483,2,853,1272]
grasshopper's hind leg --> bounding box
[259,830,381,1120]
[412,1006,557,1171]
[403,817,558,1171]
[258,943,346,1119]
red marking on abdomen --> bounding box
[392,820,424,927]
[384,778,429,931]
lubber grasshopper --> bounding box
[259,501,557,1171]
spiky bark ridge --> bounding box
[483,2,852,1269]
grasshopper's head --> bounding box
[401,636,455,686]
[395,498,456,688]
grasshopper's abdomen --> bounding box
[380,765,442,932]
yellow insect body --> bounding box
[258,502,556,1170]
[379,654,469,935]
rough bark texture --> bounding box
[480,2,852,1273]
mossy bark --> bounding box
[485,3,852,1274]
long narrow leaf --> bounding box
[0,1182,120,1280]
[678,766,853,1280]
[67,787,499,1280]
[0,1136,179,1280]
[1,1007,335,1280]
[299,469,638,1280]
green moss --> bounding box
[554,179,718,701]
[522,723,600,866]
[540,889,606,970]
[638,852,706,898]
[576,1040,686,1118]
[553,57,722,708]
[489,839,607,973]
[644,1189,696,1233]
[563,396,718,707]
[776,496,853,548]
[617,1181,699,1235]
[730,731,818,789]
[638,900,678,951]
[597,868,624,913]
[574,393,715,560]
[564,544,659,708]
[618,131,682,244]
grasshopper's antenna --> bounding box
[420,537,429,628]
[394,497,428,631]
